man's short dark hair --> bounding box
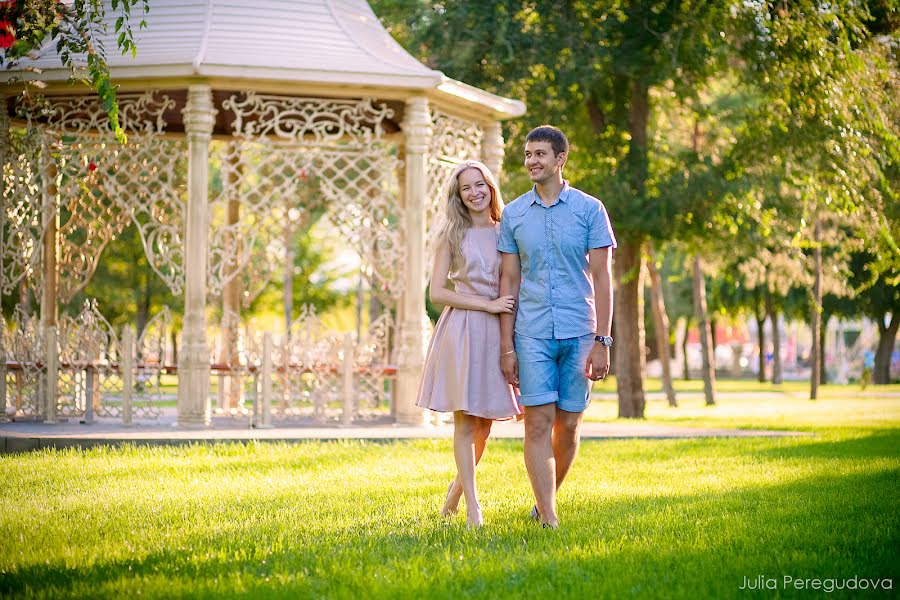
[525,125,569,156]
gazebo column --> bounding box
[40,143,59,423]
[178,84,216,426]
[394,96,432,425]
[482,121,505,179]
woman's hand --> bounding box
[485,295,516,314]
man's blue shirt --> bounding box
[498,181,616,340]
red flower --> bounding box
[0,21,13,50]
[88,162,97,172]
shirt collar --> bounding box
[528,180,571,207]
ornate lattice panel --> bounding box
[353,311,395,419]
[56,300,121,419]
[210,308,257,415]
[271,305,341,423]
[3,93,187,302]
[12,92,187,303]
[212,93,404,307]
[133,307,171,419]
[208,141,321,306]
[425,109,484,262]
[1,307,44,419]
[1,130,47,299]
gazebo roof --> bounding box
[5,0,525,119]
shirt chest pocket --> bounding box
[561,210,589,252]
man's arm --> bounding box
[585,246,613,380]
[499,251,521,386]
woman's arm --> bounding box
[429,239,515,314]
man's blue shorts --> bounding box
[514,333,595,413]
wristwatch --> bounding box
[594,335,613,347]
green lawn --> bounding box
[1,395,898,599]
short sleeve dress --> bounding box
[416,226,521,420]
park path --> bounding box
[0,409,810,453]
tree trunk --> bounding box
[610,75,650,419]
[692,255,716,405]
[614,239,646,418]
[682,317,691,381]
[810,219,822,400]
[646,244,676,407]
[819,311,829,385]
[765,291,782,385]
[756,307,767,383]
[770,309,783,385]
[170,328,178,368]
[874,314,899,384]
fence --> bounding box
[1,302,396,426]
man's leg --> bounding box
[548,334,595,512]
[552,407,584,489]
[524,403,558,528]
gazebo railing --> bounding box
[1,301,171,423]
[208,305,396,426]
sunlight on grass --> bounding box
[586,378,900,432]
[1,381,898,598]
[1,424,898,598]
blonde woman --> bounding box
[416,160,521,529]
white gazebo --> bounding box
[0,0,524,427]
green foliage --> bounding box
[1,0,150,144]
[68,224,183,336]
[245,220,353,320]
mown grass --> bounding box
[1,397,898,599]
[584,385,900,432]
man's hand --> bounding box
[501,351,519,387]
[584,344,610,381]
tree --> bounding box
[727,1,900,398]
[1,0,149,143]
[850,252,900,384]
[372,0,734,417]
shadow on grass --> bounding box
[755,429,900,461]
[2,461,897,599]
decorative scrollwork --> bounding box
[133,306,172,419]
[207,141,319,303]
[31,91,176,137]
[6,91,187,301]
[2,306,44,418]
[56,299,120,418]
[223,93,394,146]
[354,311,396,415]
[1,130,47,298]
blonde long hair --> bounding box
[431,160,504,270]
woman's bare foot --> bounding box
[441,480,461,517]
[466,504,483,529]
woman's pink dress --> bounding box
[416,226,521,420]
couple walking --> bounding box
[416,125,617,529]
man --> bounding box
[498,125,616,529]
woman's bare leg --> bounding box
[442,416,493,516]
[450,412,495,527]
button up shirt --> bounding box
[498,182,616,340]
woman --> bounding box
[416,160,521,528]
